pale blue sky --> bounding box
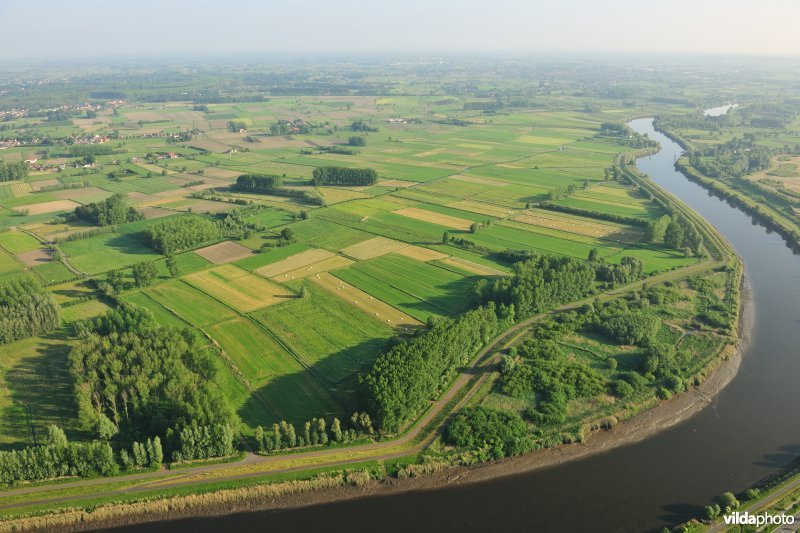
[2,0,798,59]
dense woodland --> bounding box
[68,306,234,439]
[311,166,378,186]
[73,193,143,226]
[143,214,220,254]
[0,278,60,344]
[0,160,29,182]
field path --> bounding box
[0,250,720,511]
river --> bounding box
[109,118,800,532]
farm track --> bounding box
[0,247,722,510]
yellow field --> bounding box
[514,209,640,241]
[378,179,416,188]
[393,207,473,231]
[185,264,293,312]
[394,245,449,262]
[447,199,516,217]
[340,236,407,260]
[13,200,80,215]
[9,183,32,197]
[318,187,370,205]
[440,256,506,277]
[270,255,354,281]
[255,248,335,278]
[311,272,423,329]
[450,174,508,187]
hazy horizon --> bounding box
[2,0,799,61]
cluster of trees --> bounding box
[234,173,325,205]
[349,120,378,132]
[688,136,773,179]
[361,304,507,431]
[445,406,532,459]
[228,120,247,132]
[501,338,605,427]
[311,166,378,186]
[0,278,60,344]
[235,173,283,192]
[254,412,374,453]
[73,193,143,226]
[119,437,163,470]
[547,183,579,201]
[592,254,645,287]
[131,260,158,287]
[596,309,661,345]
[347,136,366,147]
[473,254,596,318]
[144,214,220,254]
[0,426,115,483]
[69,306,234,438]
[0,160,29,182]
[170,423,235,462]
[644,214,703,255]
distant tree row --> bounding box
[312,166,377,186]
[0,160,29,182]
[143,214,220,254]
[73,193,143,226]
[0,278,60,345]
[69,306,234,438]
[349,120,378,132]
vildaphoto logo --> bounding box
[723,511,795,526]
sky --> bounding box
[1,0,799,60]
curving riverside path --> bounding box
[117,117,800,533]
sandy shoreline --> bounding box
[35,276,752,533]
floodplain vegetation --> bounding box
[0,58,751,527]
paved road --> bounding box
[706,475,800,532]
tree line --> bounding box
[312,166,377,186]
[0,278,60,345]
[254,412,374,452]
[234,173,325,205]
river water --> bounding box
[110,118,800,532]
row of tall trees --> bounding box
[68,306,234,438]
[0,278,60,344]
[73,193,143,226]
[0,426,115,483]
[254,412,374,452]
[170,423,235,462]
[361,304,508,431]
[235,173,283,192]
[311,166,378,186]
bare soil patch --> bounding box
[195,241,253,265]
[13,200,80,215]
[255,249,335,278]
[16,248,52,267]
